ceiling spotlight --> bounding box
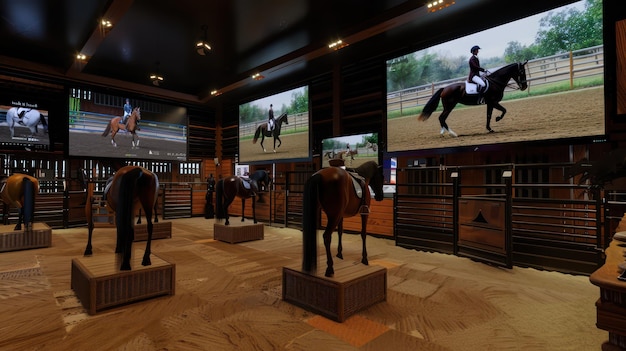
[196,25,212,55]
[149,61,164,86]
[427,0,455,13]
[251,73,265,80]
[328,39,348,51]
[76,53,87,61]
[150,74,164,86]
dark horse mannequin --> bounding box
[419,61,528,136]
[215,170,272,225]
[302,161,385,277]
[252,113,288,152]
[83,166,159,271]
[0,174,39,231]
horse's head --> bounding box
[357,161,385,201]
[514,61,528,91]
[280,113,288,124]
[133,107,141,121]
[367,165,385,201]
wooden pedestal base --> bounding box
[214,222,264,243]
[134,221,172,241]
[282,260,387,322]
[0,223,51,252]
[71,251,175,315]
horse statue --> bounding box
[302,160,385,277]
[215,170,272,225]
[0,173,40,232]
[252,112,288,152]
[5,107,48,138]
[83,166,159,271]
[101,107,141,148]
[418,61,528,136]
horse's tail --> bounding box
[102,122,111,137]
[39,114,48,132]
[215,179,225,220]
[302,172,321,273]
[116,168,143,242]
[418,88,443,121]
[22,177,36,228]
[252,126,262,144]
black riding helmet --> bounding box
[471,45,481,53]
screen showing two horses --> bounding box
[68,88,188,161]
[238,85,310,164]
[386,0,604,153]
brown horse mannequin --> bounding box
[215,170,272,225]
[83,166,159,271]
[302,161,385,277]
[0,173,39,232]
[101,107,141,148]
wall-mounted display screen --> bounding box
[321,132,379,168]
[386,0,604,153]
[238,85,310,164]
[68,88,188,161]
[0,97,51,151]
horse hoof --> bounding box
[488,128,495,133]
[142,258,151,266]
[325,268,334,277]
[496,116,503,122]
[337,253,343,259]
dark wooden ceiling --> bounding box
[0,0,578,107]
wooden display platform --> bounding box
[282,260,387,322]
[214,222,264,243]
[71,251,175,315]
[0,223,52,252]
[134,221,172,241]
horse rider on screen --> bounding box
[267,104,274,131]
[468,45,489,104]
[122,98,132,124]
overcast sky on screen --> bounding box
[419,0,585,60]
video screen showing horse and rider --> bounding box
[321,133,379,169]
[0,99,51,151]
[386,0,604,153]
[238,85,310,164]
[68,88,188,161]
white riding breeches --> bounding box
[472,76,486,88]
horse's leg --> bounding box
[252,195,257,224]
[493,102,507,122]
[84,188,94,255]
[261,135,266,152]
[111,128,118,147]
[438,107,458,137]
[360,214,369,265]
[241,198,246,222]
[324,216,341,277]
[14,208,23,231]
[336,218,344,259]
[486,104,495,132]
[137,208,142,224]
[224,196,234,225]
[276,136,282,149]
[142,207,153,266]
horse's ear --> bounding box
[523,60,528,65]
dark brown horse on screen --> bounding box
[102,107,141,148]
[215,170,272,225]
[0,174,39,231]
[418,61,528,136]
[302,161,385,277]
[83,166,159,271]
[252,112,288,152]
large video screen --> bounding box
[68,88,188,161]
[0,96,51,152]
[386,0,604,153]
[321,132,379,168]
[238,85,310,164]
